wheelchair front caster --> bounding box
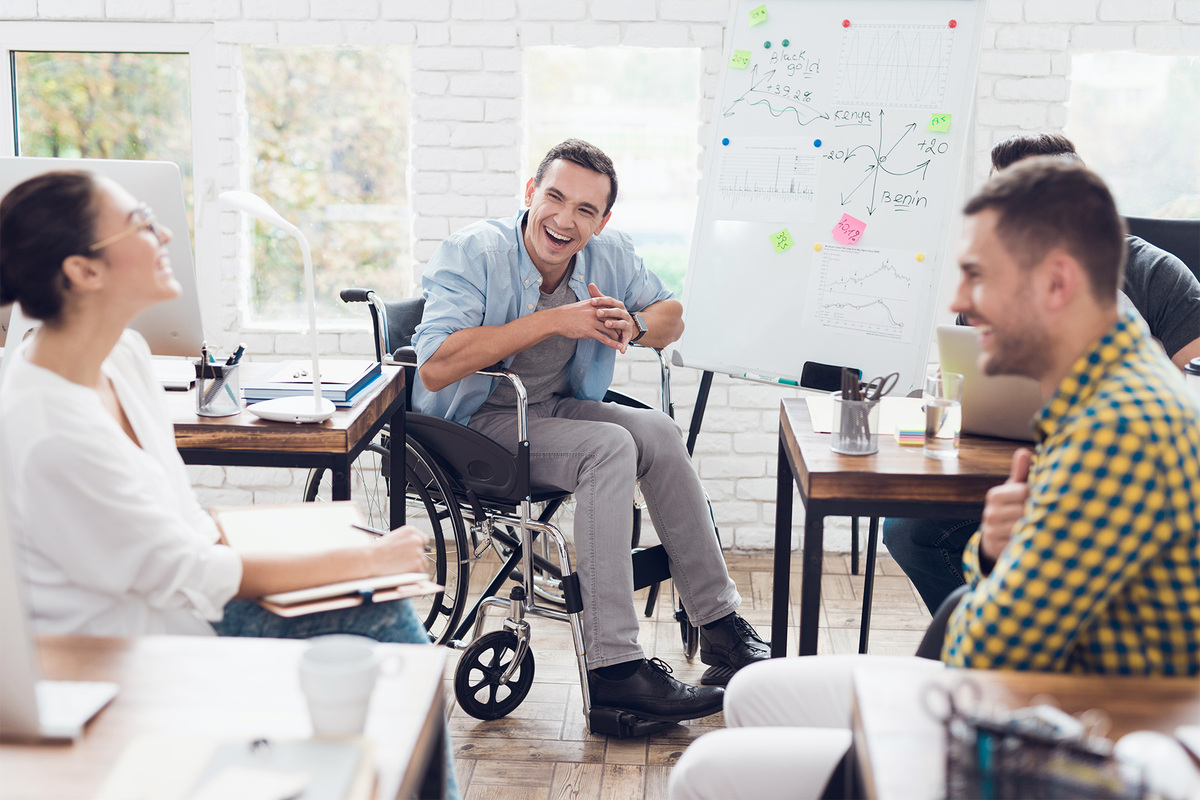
[454,630,535,720]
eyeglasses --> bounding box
[88,203,170,252]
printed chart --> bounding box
[833,23,955,110]
[714,140,819,221]
[803,244,925,343]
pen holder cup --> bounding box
[830,392,880,456]
[195,361,242,417]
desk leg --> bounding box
[798,510,824,656]
[332,457,351,502]
[771,433,793,658]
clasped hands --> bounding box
[555,282,638,354]
[979,448,1033,567]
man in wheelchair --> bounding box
[411,139,769,723]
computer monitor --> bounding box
[0,157,205,357]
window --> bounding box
[524,47,702,296]
[0,22,219,321]
[1066,53,1200,218]
[12,51,194,226]
[242,46,411,323]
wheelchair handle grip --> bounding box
[339,288,372,303]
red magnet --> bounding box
[842,19,850,27]
[948,19,957,28]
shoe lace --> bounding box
[644,657,676,684]
[731,614,766,644]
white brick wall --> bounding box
[13,0,1199,552]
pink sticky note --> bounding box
[832,213,866,245]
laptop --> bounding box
[0,469,118,742]
[937,325,1044,443]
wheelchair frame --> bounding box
[307,288,701,736]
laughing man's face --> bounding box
[522,159,611,277]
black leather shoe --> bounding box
[700,613,770,674]
[588,658,724,723]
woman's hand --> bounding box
[369,525,430,576]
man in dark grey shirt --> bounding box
[888,132,1200,613]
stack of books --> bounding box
[242,359,383,407]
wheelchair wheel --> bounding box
[303,434,471,645]
[454,630,535,720]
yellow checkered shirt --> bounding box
[944,311,1200,675]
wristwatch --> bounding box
[630,313,648,343]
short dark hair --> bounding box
[534,139,618,215]
[965,158,1125,304]
[0,170,101,322]
[990,132,1082,172]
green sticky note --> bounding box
[771,227,794,253]
[928,113,952,133]
[729,49,752,69]
[749,4,768,26]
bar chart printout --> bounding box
[715,139,819,222]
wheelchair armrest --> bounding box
[388,345,418,367]
[475,369,530,443]
[626,343,673,417]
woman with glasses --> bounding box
[0,171,459,796]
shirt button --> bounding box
[524,280,529,285]
[527,303,534,309]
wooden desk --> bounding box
[170,365,406,529]
[0,636,447,800]
[773,398,1020,656]
[852,667,1200,800]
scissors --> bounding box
[860,372,899,401]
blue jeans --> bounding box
[881,518,979,613]
[214,599,459,800]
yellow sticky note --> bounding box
[771,228,794,253]
[730,50,751,69]
[928,113,951,133]
[749,4,768,26]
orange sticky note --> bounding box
[832,214,866,245]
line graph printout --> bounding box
[834,23,955,110]
[714,139,819,222]
[801,244,926,343]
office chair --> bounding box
[305,288,704,736]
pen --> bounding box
[352,523,386,537]
[226,343,246,366]
[740,372,800,387]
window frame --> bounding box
[0,22,220,329]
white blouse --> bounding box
[0,330,241,636]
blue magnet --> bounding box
[763,41,771,48]
[722,137,730,146]
[814,139,822,147]
[783,39,790,47]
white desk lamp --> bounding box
[219,190,335,424]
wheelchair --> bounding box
[303,287,708,736]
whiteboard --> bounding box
[677,0,986,392]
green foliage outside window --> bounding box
[243,46,411,322]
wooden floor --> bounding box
[444,549,933,800]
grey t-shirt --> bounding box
[955,235,1200,358]
[478,275,579,410]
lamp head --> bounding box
[219,190,296,233]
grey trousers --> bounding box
[469,395,741,669]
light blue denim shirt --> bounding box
[412,210,674,425]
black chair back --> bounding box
[914,584,970,660]
[1125,216,1200,280]
[382,297,426,354]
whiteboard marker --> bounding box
[741,372,799,387]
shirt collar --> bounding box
[1033,308,1147,441]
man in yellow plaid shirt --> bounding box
[668,158,1199,800]
[941,158,1200,675]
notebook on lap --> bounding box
[936,325,1043,443]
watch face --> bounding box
[631,313,647,341]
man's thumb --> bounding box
[588,282,603,299]
[1008,448,1032,483]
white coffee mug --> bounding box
[298,634,380,737]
